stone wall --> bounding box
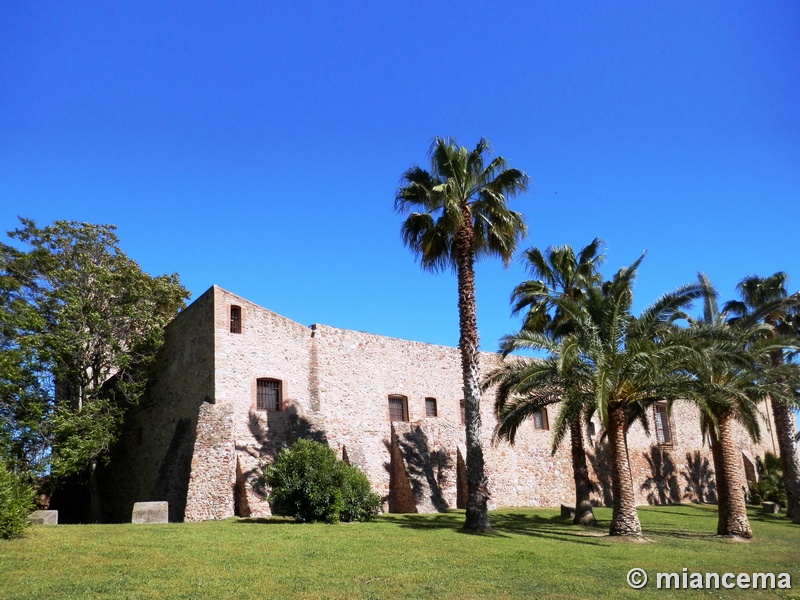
[197,287,318,520]
[107,285,779,522]
[99,286,216,522]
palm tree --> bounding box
[489,333,597,525]
[395,137,528,532]
[554,257,703,536]
[507,238,605,337]
[674,274,789,538]
[492,239,605,526]
[724,273,800,523]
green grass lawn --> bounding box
[2,504,798,599]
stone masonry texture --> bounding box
[101,285,779,522]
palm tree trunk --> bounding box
[714,412,753,538]
[607,403,642,536]
[569,418,595,526]
[455,214,491,533]
[770,396,800,522]
[707,427,730,532]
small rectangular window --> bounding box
[425,397,437,418]
[654,403,672,445]
[460,399,465,425]
[257,379,282,411]
[230,305,242,334]
[388,395,409,421]
[532,408,549,430]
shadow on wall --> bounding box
[383,424,453,513]
[586,440,613,508]
[152,416,196,522]
[681,450,717,504]
[641,445,682,505]
[235,405,329,515]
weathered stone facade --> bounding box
[100,285,778,522]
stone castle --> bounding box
[98,285,776,522]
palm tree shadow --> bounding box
[640,445,681,505]
[383,511,609,545]
[681,451,717,504]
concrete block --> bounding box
[132,501,169,524]
[27,510,58,525]
[560,504,575,519]
[762,501,781,514]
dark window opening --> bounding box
[388,395,409,421]
[257,378,282,411]
[425,397,438,418]
[230,305,242,333]
[654,402,672,445]
[587,421,596,437]
[532,408,549,430]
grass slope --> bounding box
[1,504,798,599]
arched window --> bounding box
[424,397,438,418]
[256,378,282,411]
[230,305,242,333]
[532,408,549,430]
[654,402,673,445]
[388,395,409,421]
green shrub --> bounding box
[338,460,381,522]
[748,451,786,507]
[262,439,380,523]
[0,462,35,539]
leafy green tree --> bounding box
[723,273,800,523]
[263,438,380,523]
[395,137,528,532]
[491,239,605,526]
[0,274,50,476]
[0,218,189,520]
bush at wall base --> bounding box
[262,438,381,524]
[0,463,34,539]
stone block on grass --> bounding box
[132,501,169,524]
[560,504,575,519]
[27,510,58,525]
[762,501,780,514]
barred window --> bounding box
[256,378,282,411]
[425,397,438,418]
[388,395,409,421]
[654,402,672,445]
[230,305,242,334]
[532,408,549,430]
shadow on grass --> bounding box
[637,504,718,519]
[383,511,609,546]
[234,516,296,525]
[745,506,793,524]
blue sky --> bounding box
[1,2,799,353]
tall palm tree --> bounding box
[674,274,792,538]
[724,273,800,523]
[492,239,605,525]
[555,257,703,536]
[395,137,528,532]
